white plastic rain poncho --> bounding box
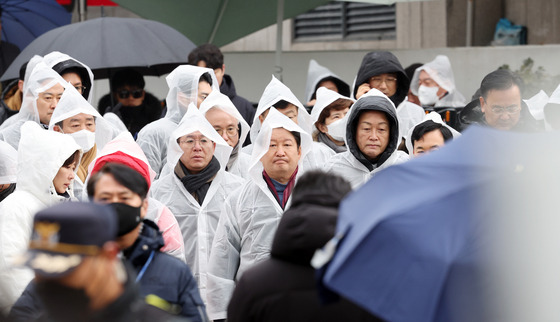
[47,86,116,200]
[396,99,426,140]
[0,141,17,185]
[43,51,95,104]
[524,90,548,122]
[206,107,312,320]
[323,89,409,189]
[410,55,467,108]
[0,62,68,149]
[310,87,355,153]
[150,104,244,301]
[86,131,186,263]
[198,90,251,178]
[304,59,350,103]
[405,111,461,156]
[137,65,219,178]
[0,121,81,313]
[244,75,334,169]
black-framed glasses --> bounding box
[74,85,86,94]
[117,89,143,99]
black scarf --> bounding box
[317,132,347,153]
[0,183,15,202]
[175,156,220,205]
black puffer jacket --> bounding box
[354,51,409,106]
[346,94,400,171]
[227,192,382,322]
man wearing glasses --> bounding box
[478,69,535,131]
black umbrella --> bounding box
[1,17,196,81]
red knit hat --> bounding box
[90,151,152,187]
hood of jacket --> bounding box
[305,59,350,103]
[345,90,400,171]
[354,51,409,106]
[17,122,82,205]
[270,191,340,265]
[123,219,164,268]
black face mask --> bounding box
[109,203,142,236]
[36,280,92,321]
[0,183,16,202]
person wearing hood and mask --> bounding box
[410,55,466,109]
[405,112,460,157]
[198,91,251,178]
[49,86,114,200]
[87,131,186,263]
[188,44,255,128]
[0,121,81,313]
[137,65,219,178]
[323,89,409,189]
[227,171,382,322]
[0,140,17,202]
[310,87,354,153]
[353,51,409,107]
[206,107,312,321]
[304,59,350,109]
[243,76,334,170]
[0,62,67,150]
[43,51,94,104]
[150,104,245,302]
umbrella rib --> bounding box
[208,0,229,43]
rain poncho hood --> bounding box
[410,55,466,107]
[0,140,17,184]
[0,62,68,149]
[346,89,401,171]
[405,111,461,156]
[396,100,426,140]
[198,90,250,150]
[48,86,113,150]
[304,59,350,103]
[16,121,81,204]
[524,85,560,131]
[310,87,355,135]
[353,51,409,106]
[164,65,219,124]
[251,76,312,144]
[167,103,232,172]
[249,107,312,184]
[43,51,94,104]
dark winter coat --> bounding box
[354,51,409,107]
[0,79,20,126]
[99,92,163,136]
[227,192,382,322]
[8,220,205,322]
[220,74,255,127]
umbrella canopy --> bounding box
[321,125,560,322]
[0,0,71,51]
[1,17,196,81]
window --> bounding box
[294,1,396,42]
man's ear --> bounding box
[140,198,149,219]
[53,124,63,133]
[297,146,302,158]
[221,64,226,74]
[479,96,486,113]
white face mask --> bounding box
[418,85,440,106]
[68,130,96,153]
[326,118,346,141]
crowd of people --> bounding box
[0,42,551,321]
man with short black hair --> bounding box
[188,44,255,126]
[409,120,453,156]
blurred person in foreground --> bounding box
[227,171,382,322]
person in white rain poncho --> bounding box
[206,107,312,320]
[43,51,95,104]
[323,89,409,189]
[304,59,350,107]
[87,131,186,262]
[396,99,426,151]
[0,141,17,202]
[0,122,81,313]
[48,86,114,200]
[199,90,251,178]
[150,104,245,300]
[0,62,67,149]
[405,112,460,157]
[243,75,334,170]
[310,87,354,153]
[410,55,466,108]
[137,65,219,178]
